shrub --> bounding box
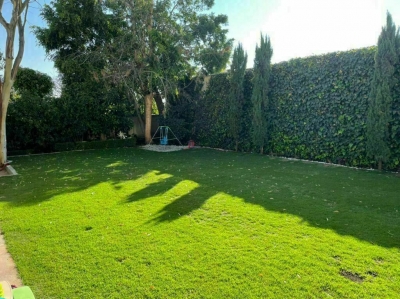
[8,149,34,156]
[54,142,75,152]
[53,137,136,152]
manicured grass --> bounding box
[0,148,399,298]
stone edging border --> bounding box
[6,165,18,176]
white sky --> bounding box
[214,0,396,67]
[251,0,383,64]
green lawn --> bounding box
[0,148,399,298]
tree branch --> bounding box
[21,0,30,12]
[19,0,31,22]
[169,0,179,15]
[11,1,29,80]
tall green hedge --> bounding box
[269,47,378,167]
[173,46,400,171]
[194,71,254,152]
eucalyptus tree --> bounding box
[0,0,31,167]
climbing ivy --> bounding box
[269,47,379,168]
[194,71,254,152]
[176,46,400,171]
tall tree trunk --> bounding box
[0,59,14,165]
[0,0,29,166]
[378,160,382,171]
[0,82,4,165]
[144,0,154,145]
[127,90,145,136]
[0,83,11,166]
[145,93,153,144]
[260,146,263,155]
[154,92,165,116]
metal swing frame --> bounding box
[149,126,183,146]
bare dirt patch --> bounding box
[340,269,364,283]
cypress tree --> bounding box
[251,34,273,154]
[367,12,399,170]
[228,43,248,151]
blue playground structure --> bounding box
[149,126,182,146]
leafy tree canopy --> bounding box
[35,0,233,143]
[35,0,232,87]
[34,0,134,140]
[34,0,122,85]
[14,68,53,97]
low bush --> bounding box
[53,137,136,153]
[7,149,35,157]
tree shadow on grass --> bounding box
[147,181,214,223]
[142,150,400,249]
[124,176,178,203]
[1,148,399,249]
[0,149,151,207]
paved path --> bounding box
[1,166,22,287]
[0,232,22,287]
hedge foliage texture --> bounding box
[178,47,400,170]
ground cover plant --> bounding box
[0,148,399,298]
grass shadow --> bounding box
[144,150,400,248]
[148,181,214,223]
[1,148,399,249]
[0,149,151,207]
[124,176,178,203]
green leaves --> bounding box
[366,12,399,167]
[251,34,273,153]
[227,43,248,151]
[13,68,53,98]
[183,46,400,170]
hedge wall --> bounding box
[194,71,254,152]
[7,81,134,154]
[173,46,400,170]
[9,138,136,156]
[269,47,377,167]
[54,138,136,152]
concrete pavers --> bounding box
[0,232,22,287]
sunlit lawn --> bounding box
[0,148,399,298]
